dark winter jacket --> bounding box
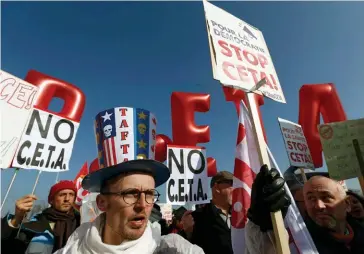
[180,203,233,254]
[305,216,364,254]
[1,212,80,254]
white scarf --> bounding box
[56,214,161,254]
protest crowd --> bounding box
[2,1,364,254]
[2,161,364,254]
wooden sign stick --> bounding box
[300,168,308,183]
[246,93,290,254]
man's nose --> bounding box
[314,199,326,210]
[135,193,147,208]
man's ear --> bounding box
[344,196,351,213]
[212,185,220,194]
[96,194,107,212]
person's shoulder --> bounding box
[348,216,364,232]
[192,203,213,218]
[157,234,205,254]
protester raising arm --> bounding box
[245,165,291,254]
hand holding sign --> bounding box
[11,194,38,227]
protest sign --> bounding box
[319,118,364,181]
[166,145,209,205]
[12,108,79,172]
[278,118,314,169]
[203,0,286,103]
[159,203,173,221]
[0,70,39,168]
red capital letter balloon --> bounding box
[155,92,217,177]
[171,92,210,145]
[299,83,346,168]
[171,92,217,177]
[25,70,86,122]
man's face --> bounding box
[52,189,76,212]
[215,181,233,206]
[303,177,350,230]
[97,173,155,241]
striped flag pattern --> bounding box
[231,101,261,252]
[231,101,318,254]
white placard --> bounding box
[166,146,209,205]
[278,117,314,169]
[203,0,286,103]
[12,108,79,172]
[0,70,39,168]
[159,203,173,221]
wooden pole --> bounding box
[299,168,308,183]
[16,170,42,238]
[246,93,290,254]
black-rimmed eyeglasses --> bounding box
[102,188,160,205]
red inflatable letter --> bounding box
[298,83,346,168]
[171,92,210,145]
[25,70,86,122]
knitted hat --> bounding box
[48,180,77,204]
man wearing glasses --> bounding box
[54,107,204,254]
[54,159,204,254]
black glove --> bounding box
[247,165,291,232]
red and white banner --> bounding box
[73,162,89,209]
[231,101,318,254]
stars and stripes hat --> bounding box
[82,107,170,192]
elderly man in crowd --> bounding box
[303,176,364,253]
[1,180,80,254]
[246,171,364,254]
[54,159,204,254]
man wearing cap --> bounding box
[54,107,204,254]
[1,180,80,254]
[180,171,234,254]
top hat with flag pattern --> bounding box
[82,107,170,192]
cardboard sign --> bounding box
[203,0,286,103]
[0,70,39,168]
[278,118,314,169]
[319,118,364,180]
[159,203,173,221]
[166,146,209,205]
[12,108,79,172]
